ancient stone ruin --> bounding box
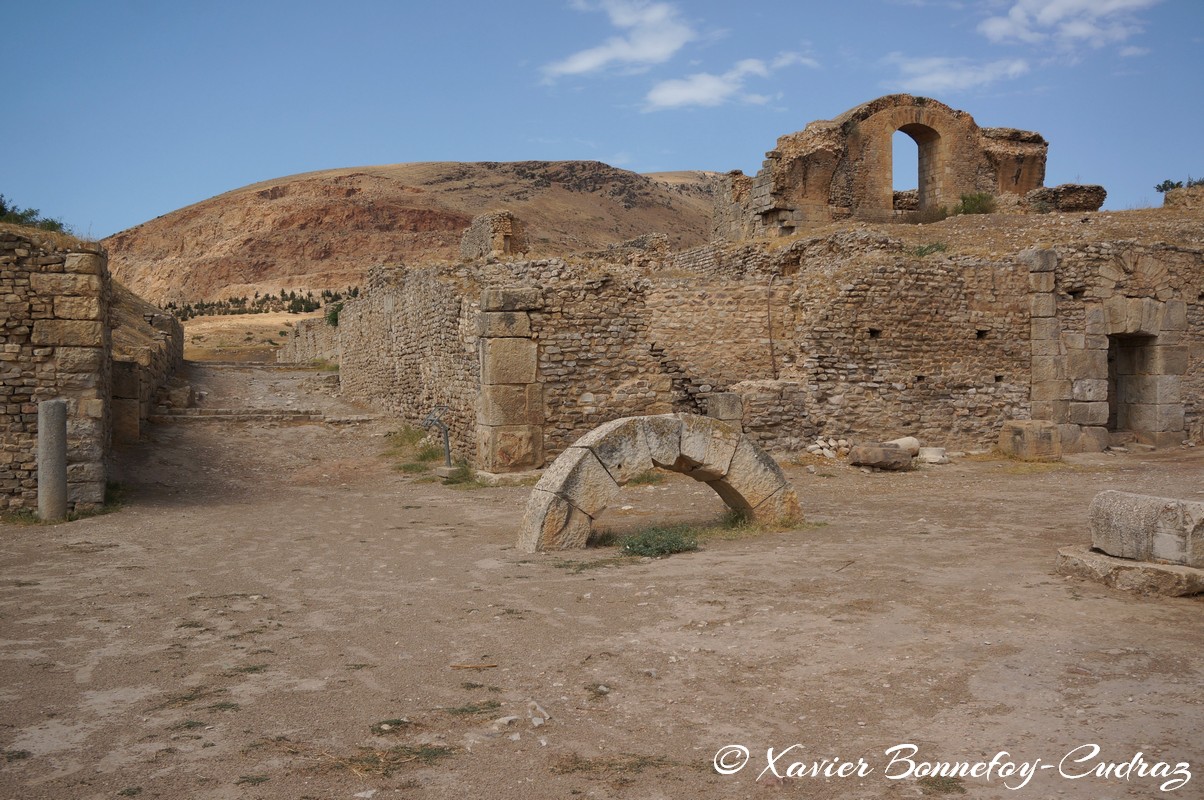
[1,228,182,513]
[519,413,801,552]
[460,210,529,261]
[713,94,1103,238]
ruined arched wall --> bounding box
[716,94,1049,239]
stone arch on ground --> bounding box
[517,414,802,552]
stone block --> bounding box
[573,416,654,485]
[54,296,102,320]
[68,481,106,507]
[1071,379,1108,402]
[1028,272,1054,292]
[1019,248,1058,272]
[57,347,105,374]
[1065,349,1106,378]
[79,398,105,419]
[1057,424,1081,453]
[1030,318,1060,341]
[479,338,537,385]
[1031,356,1065,382]
[480,287,541,312]
[1029,294,1056,317]
[707,437,793,510]
[29,272,101,296]
[477,310,531,338]
[517,489,593,552]
[1161,300,1187,331]
[1078,426,1110,453]
[998,420,1060,460]
[1030,380,1071,401]
[1083,306,1107,336]
[1061,332,1086,350]
[1139,346,1188,376]
[64,253,104,275]
[1056,545,1204,597]
[531,446,618,517]
[1030,400,1070,423]
[1119,374,1181,405]
[31,320,105,347]
[1069,401,1108,426]
[848,444,913,470]
[476,424,544,472]
[706,392,744,423]
[884,436,921,456]
[641,414,683,468]
[477,383,543,426]
[1127,403,1184,434]
[1030,339,1063,357]
[67,462,106,483]
[1090,490,1204,568]
[745,484,802,525]
[677,413,741,480]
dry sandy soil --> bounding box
[183,312,324,363]
[2,364,1201,800]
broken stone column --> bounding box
[37,399,68,521]
[476,287,544,473]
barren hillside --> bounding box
[103,162,718,304]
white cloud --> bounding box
[977,0,1160,48]
[643,52,816,111]
[885,53,1030,93]
[1119,45,1149,56]
[542,1,696,79]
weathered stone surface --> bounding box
[641,414,683,468]
[532,446,619,518]
[31,320,105,347]
[477,383,544,426]
[848,444,912,470]
[64,253,104,274]
[1056,545,1204,597]
[477,310,531,338]
[998,420,1061,460]
[747,484,802,524]
[573,417,654,485]
[677,414,741,480]
[707,437,791,510]
[111,398,141,443]
[1090,490,1204,568]
[54,295,102,320]
[29,272,101,296]
[1024,184,1106,213]
[917,447,948,464]
[517,489,593,552]
[706,392,744,423]
[476,424,543,472]
[884,436,921,456]
[479,338,537,385]
[480,287,541,312]
[57,347,105,374]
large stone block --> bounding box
[642,414,683,468]
[848,444,913,470]
[1019,248,1058,272]
[480,287,541,312]
[1029,294,1056,317]
[29,272,101,296]
[1066,349,1107,378]
[677,414,741,480]
[531,446,618,517]
[1056,545,1204,597]
[1138,346,1188,376]
[1071,379,1108,402]
[1031,380,1071,401]
[707,436,792,510]
[1090,490,1204,568]
[476,424,543,472]
[572,417,654,485]
[1028,272,1054,292]
[1161,300,1187,331]
[31,320,104,347]
[1126,403,1184,434]
[706,392,744,423]
[477,383,543,426]
[63,253,104,275]
[1031,318,1060,341]
[998,420,1061,460]
[57,347,105,374]
[517,489,592,552]
[54,296,102,320]
[1083,306,1108,336]
[477,311,531,338]
[1068,401,1108,425]
[479,338,537,385]
[1031,356,1065,382]
[1030,400,1069,423]
[1119,374,1181,406]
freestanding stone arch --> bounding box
[518,414,802,552]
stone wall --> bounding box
[337,266,480,459]
[460,211,529,261]
[111,281,184,443]
[276,316,340,364]
[1,229,111,511]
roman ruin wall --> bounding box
[276,316,341,364]
[1,230,111,511]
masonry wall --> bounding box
[1,230,111,511]
[338,266,479,459]
[111,282,184,443]
[277,316,340,364]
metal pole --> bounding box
[37,399,68,521]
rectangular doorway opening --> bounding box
[1107,334,1156,434]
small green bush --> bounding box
[951,192,996,215]
[325,301,344,327]
[911,242,948,257]
[620,525,699,557]
[415,443,444,463]
[625,470,665,486]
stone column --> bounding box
[37,399,68,521]
[476,287,544,473]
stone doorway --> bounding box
[1106,333,1157,436]
[897,123,942,210]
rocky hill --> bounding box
[103,162,718,304]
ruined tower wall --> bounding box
[1,229,111,511]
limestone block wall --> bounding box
[1,230,111,511]
[277,316,340,364]
[460,211,529,261]
[338,266,479,459]
[1024,243,1204,449]
[110,283,184,443]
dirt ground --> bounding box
[1,363,1201,800]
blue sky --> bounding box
[4,0,1201,238]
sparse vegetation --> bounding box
[1155,176,1203,193]
[912,242,948,257]
[163,287,357,321]
[950,192,996,215]
[0,193,69,232]
[619,525,700,557]
[625,469,665,485]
